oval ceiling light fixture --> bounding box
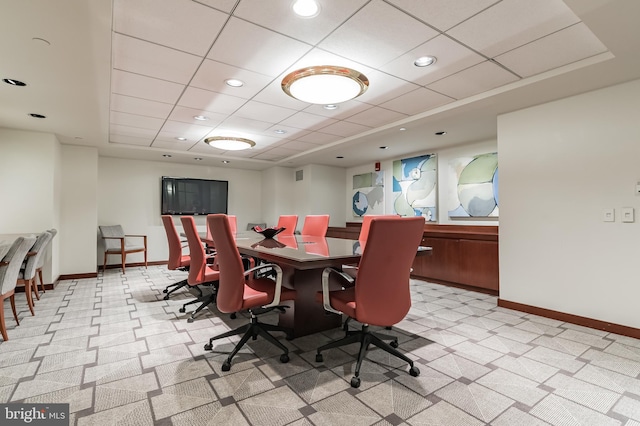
[282,65,369,105]
[414,56,437,67]
[3,78,26,86]
[292,0,320,17]
[205,136,256,151]
[225,78,244,87]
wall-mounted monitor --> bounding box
[161,176,228,215]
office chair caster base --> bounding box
[221,361,231,372]
[350,376,361,388]
[163,295,170,300]
[204,343,212,351]
[179,308,186,313]
[163,289,168,294]
[315,353,323,363]
[409,366,420,377]
[230,313,236,319]
[279,354,290,363]
[187,317,195,323]
[390,340,399,348]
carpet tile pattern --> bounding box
[0,265,639,425]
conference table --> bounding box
[229,232,431,338]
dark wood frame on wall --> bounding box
[327,223,499,294]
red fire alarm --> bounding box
[375,161,381,171]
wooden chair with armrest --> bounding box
[99,225,147,274]
[203,214,296,371]
[315,216,425,388]
[0,236,37,341]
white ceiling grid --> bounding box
[109,0,608,163]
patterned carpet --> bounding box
[1,265,639,425]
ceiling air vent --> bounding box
[295,170,303,181]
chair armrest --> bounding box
[320,267,353,315]
[244,263,284,309]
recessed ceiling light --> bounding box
[292,0,320,17]
[399,127,406,131]
[336,156,344,159]
[194,157,203,161]
[175,137,187,141]
[225,78,244,87]
[274,129,287,134]
[222,160,230,164]
[380,146,389,150]
[3,78,26,86]
[163,154,172,158]
[414,56,437,67]
[323,104,338,110]
[29,113,46,119]
[435,131,447,136]
[193,115,209,121]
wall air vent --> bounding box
[295,170,303,181]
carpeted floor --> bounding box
[1,265,639,425]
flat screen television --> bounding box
[161,176,228,215]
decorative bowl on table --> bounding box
[252,225,285,239]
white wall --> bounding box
[0,129,61,282]
[499,79,640,329]
[293,164,346,229]
[60,145,98,275]
[345,140,498,226]
[97,157,263,266]
[261,166,295,228]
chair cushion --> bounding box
[243,277,296,310]
[315,287,356,319]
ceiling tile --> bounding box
[112,34,202,84]
[177,87,246,115]
[109,134,153,146]
[295,132,341,145]
[263,125,310,140]
[344,106,408,127]
[233,101,298,123]
[318,120,372,137]
[252,79,310,110]
[113,0,227,56]
[167,106,226,127]
[214,116,274,134]
[495,23,608,78]
[207,17,311,77]
[233,0,369,45]
[279,111,338,131]
[193,0,238,14]
[111,70,185,104]
[109,111,165,131]
[380,87,454,115]
[303,101,372,120]
[319,0,439,68]
[447,0,580,58]
[385,0,500,31]
[190,59,274,99]
[427,60,520,100]
[110,94,173,119]
[356,70,419,104]
[379,35,485,86]
[150,139,194,151]
[158,120,213,140]
[278,140,324,152]
[110,124,159,139]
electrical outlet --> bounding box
[622,207,635,223]
[603,208,615,222]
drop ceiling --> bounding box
[1,0,639,170]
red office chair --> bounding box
[315,216,425,388]
[203,214,296,371]
[276,215,298,236]
[180,216,220,322]
[161,215,191,299]
[301,214,329,237]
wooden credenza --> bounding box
[327,223,499,294]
